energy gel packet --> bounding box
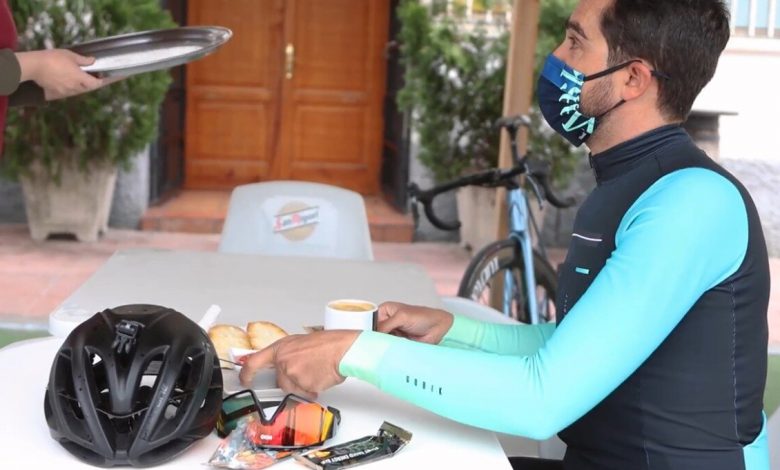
[207,414,294,469]
[294,422,411,469]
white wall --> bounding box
[694,37,780,162]
[694,37,780,256]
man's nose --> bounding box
[551,43,568,62]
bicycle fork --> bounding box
[506,190,541,324]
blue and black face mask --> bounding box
[536,54,669,147]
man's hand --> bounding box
[16,49,120,101]
[239,330,361,400]
[377,301,453,345]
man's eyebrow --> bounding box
[565,18,589,41]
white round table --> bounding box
[0,336,512,469]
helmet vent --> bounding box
[164,403,179,420]
[87,352,112,415]
[70,397,85,420]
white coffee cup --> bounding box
[324,299,378,331]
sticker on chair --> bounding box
[273,201,320,241]
[263,197,338,249]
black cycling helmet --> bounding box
[44,304,223,467]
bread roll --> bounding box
[247,321,288,350]
[208,324,251,361]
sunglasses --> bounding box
[216,390,341,449]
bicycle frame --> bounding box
[504,186,541,324]
[500,120,542,324]
[410,115,572,325]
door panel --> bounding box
[185,0,389,194]
[185,0,284,188]
[294,106,365,164]
[280,0,389,194]
[294,1,369,90]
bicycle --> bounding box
[408,115,575,324]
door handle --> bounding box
[285,43,295,79]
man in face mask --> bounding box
[239,1,770,469]
[535,2,673,151]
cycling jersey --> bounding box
[339,125,770,470]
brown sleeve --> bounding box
[0,48,21,96]
[8,80,45,107]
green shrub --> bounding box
[397,0,583,185]
[3,0,175,179]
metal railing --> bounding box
[731,0,779,38]
[423,0,778,40]
[420,0,512,35]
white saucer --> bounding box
[221,367,285,399]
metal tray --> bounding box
[68,26,232,78]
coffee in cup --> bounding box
[325,299,377,331]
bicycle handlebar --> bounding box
[494,114,531,131]
[409,114,576,232]
[529,164,577,210]
[408,182,462,231]
[408,166,527,231]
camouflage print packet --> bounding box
[294,422,412,469]
[207,414,295,469]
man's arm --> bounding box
[341,169,749,439]
[439,314,556,356]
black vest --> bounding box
[556,126,769,470]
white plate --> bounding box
[222,367,284,399]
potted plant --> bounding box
[397,0,582,251]
[2,0,174,241]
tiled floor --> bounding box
[0,225,220,322]
[0,223,778,350]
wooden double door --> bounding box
[185,0,390,194]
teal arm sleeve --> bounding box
[440,314,556,355]
[340,169,748,439]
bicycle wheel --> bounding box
[458,239,558,323]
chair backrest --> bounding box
[219,181,374,261]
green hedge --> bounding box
[3,0,175,180]
[397,0,582,185]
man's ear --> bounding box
[621,61,654,102]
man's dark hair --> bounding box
[600,0,731,121]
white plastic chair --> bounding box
[219,181,374,261]
[440,296,567,461]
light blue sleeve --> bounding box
[440,314,556,356]
[340,169,749,439]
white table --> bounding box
[54,249,448,334]
[1,250,513,469]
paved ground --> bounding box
[0,224,778,350]
[0,224,471,324]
